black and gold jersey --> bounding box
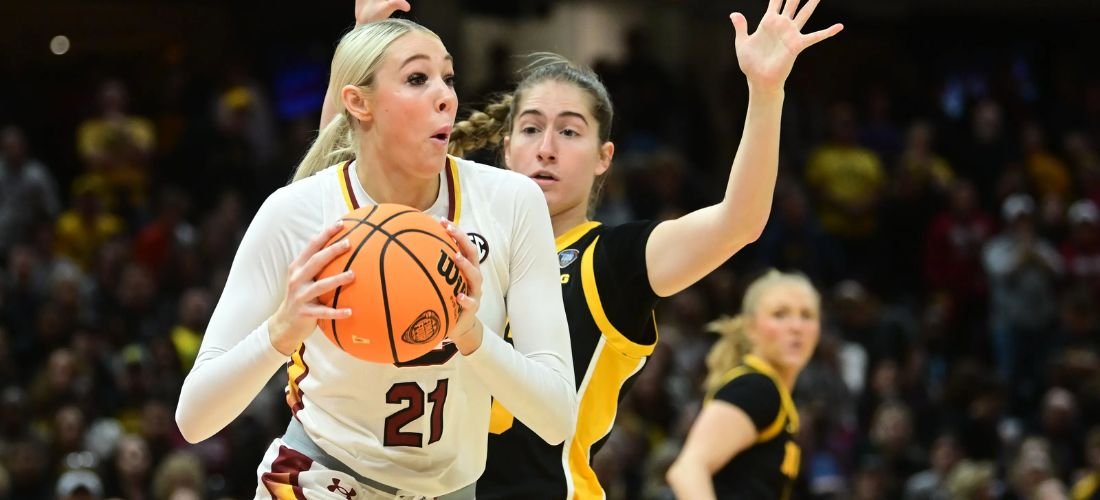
[478,221,660,500]
[710,355,801,500]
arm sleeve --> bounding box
[593,221,660,345]
[713,373,781,433]
[463,178,578,445]
[175,188,308,443]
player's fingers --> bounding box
[767,0,782,15]
[395,0,412,12]
[453,252,482,300]
[730,13,750,44]
[302,271,356,302]
[782,0,800,18]
[793,0,821,28]
[803,23,844,47]
[442,220,480,266]
[456,292,479,316]
[301,304,353,319]
[301,238,353,279]
[293,221,346,269]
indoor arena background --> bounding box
[2,0,1100,498]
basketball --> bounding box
[316,204,466,363]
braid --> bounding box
[448,94,514,158]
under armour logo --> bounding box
[327,478,357,499]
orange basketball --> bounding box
[316,204,465,363]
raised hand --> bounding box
[355,0,411,26]
[729,0,843,92]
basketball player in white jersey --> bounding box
[175,17,577,500]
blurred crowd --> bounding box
[2,14,1100,500]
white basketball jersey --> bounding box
[180,155,574,498]
[289,158,518,495]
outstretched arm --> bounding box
[319,0,412,129]
[645,0,843,297]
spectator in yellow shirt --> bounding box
[76,80,155,213]
[806,102,887,243]
[54,176,124,271]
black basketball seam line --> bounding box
[340,217,460,253]
[388,228,463,250]
[329,205,412,351]
[379,237,401,364]
[374,226,458,341]
[328,204,381,350]
[329,210,458,358]
[351,223,462,268]
[339,221,461,340]
[376,217,453,360]
[334,204,382,245]
[337,208,419,230]
[360,209,440,362]
[393,237,453,343]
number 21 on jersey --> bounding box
[384,379,449,447]
[384,343,459,447]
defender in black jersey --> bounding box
[441,0,842,497]
[479,221,659,499]
[667,271,821,500]
[709,355,801,499]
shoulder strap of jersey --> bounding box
[743,354,800,440]
[555,221,601,251]
[444,155,461,223]
[337,160,358,211]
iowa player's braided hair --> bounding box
[448,94,514,158]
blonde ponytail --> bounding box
[703,315,752,395]
[292,113,357,182]
[448,94,514,158]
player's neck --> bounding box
[777,370,797,391]
[354,150,440,212]
[551,204,590,238]
[748,353,798,390]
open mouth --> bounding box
[430,126,452,144]
[531,170,558,182]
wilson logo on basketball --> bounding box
[402,310,442,345]
[436,251,469,297]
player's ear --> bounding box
[595,141,614,176]
[342,85,372,125]
[503,135,513,169]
